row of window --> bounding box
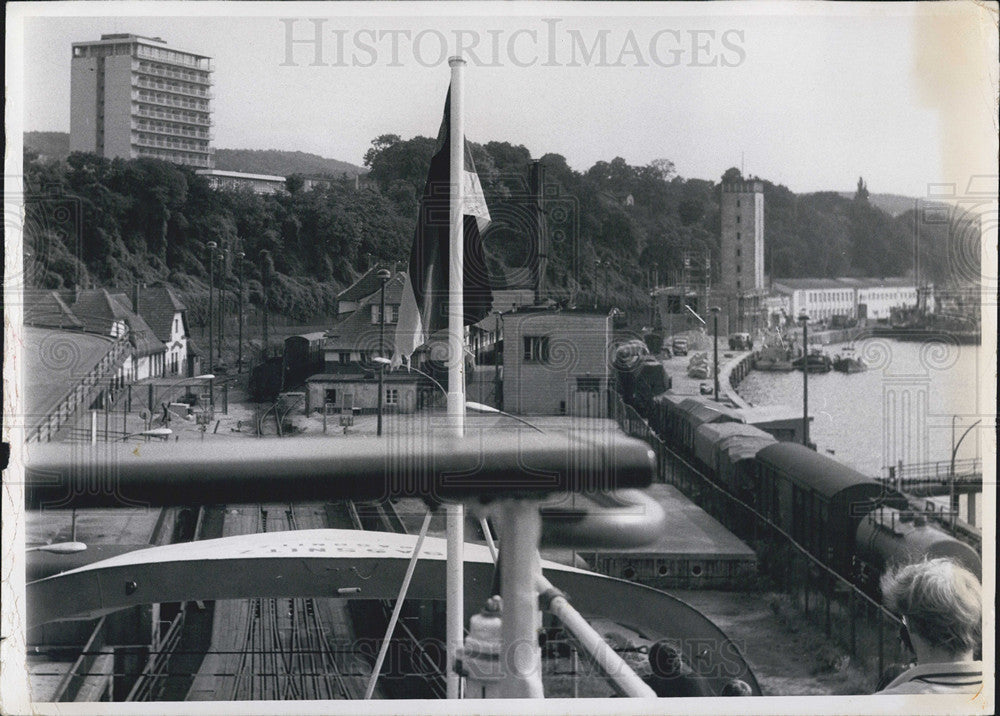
[134,121,210,140]
[806,291,852,303]
[804,289,913,303]
[135,76,211,99]
[135,105,212,125]
[136,44,211,70]
[135,91,209,112]
[135,61,211,85]
[134,147,213,167]
[134,133,211,152]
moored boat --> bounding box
[832,347,867,373]
[792,350,832,373]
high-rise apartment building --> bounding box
[70,34,214,168]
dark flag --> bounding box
[392,90,492,367]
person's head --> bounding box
[648,641,682,678]
[720,678,753,696]
[880,558,981,661]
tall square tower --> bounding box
[719,178,764,295]
[70,34,213,168]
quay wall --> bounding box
[720,351,754,408]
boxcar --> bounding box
[694,422,776,497]
[673,398,742,455]
[754,442,908,576]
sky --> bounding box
[10,2,999,197]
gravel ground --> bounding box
[670,589,875,696]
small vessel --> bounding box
[753,338,795,372]
[792,349,832,373]
[832,346,867,373]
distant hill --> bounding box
[24,131,70,161]
[24,132,365,178]
[214,149,366,178]
[833,191,934,217]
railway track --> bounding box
[187,497,426,701]
[226,503,367,700]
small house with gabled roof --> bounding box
[307,270,426,415]
[136,284,190,376]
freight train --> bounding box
[615,366,982,596]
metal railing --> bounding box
[134,106,212,126]
[125,610,187,701]
[134,60,212,86]
[133,91,210,112]
[134,76,213,99]
[28,333,131,444]
[132,120,211,140]
[882,457,982,485]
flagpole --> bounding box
[445,54,466,700]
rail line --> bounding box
[209,498,427,700]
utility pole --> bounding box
[376,268,391,436]
[711,306,721,401]
[237,251,245,373]
[799,311,810,447]
[218,248,226,357]
[207,241,216,373]
[260,250,271,360]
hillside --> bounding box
[21,138,978,330]
[24,132,365,178]
[832,191,939,217]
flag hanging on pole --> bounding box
[392,89,492,368]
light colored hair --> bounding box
[880,558,981,656]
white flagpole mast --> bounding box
[445,55,466,700]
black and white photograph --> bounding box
[3,2,996,714]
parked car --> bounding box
[671,337,688,356]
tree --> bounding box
[721,167,743,184]
[854,177,869,203]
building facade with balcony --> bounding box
[70,34,214,168]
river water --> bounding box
[736,337,990,524]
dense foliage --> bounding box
[22,138,976,327]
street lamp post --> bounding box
[799,311,809,447]
[710,306,721,401]
[376,268,391,437]
[236,251,245,373]
[207,242,217,373]
[218,248,227,357]
[950,416,982,530]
